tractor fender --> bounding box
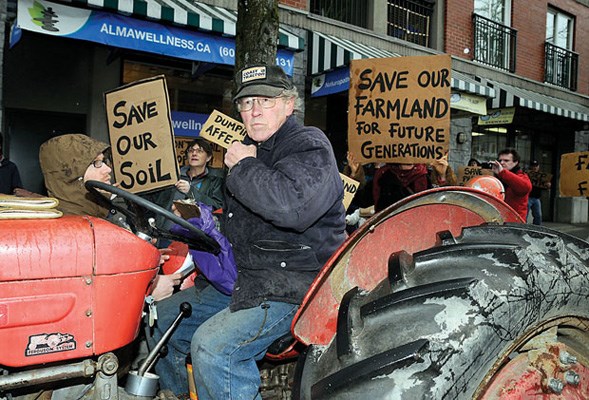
[293,224,589,399]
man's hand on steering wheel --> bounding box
[85,180,220,254]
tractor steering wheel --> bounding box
[85,180,220,254]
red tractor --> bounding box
[1,183,588,399]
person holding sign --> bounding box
[488,148,532,221]
[175,138,224,210]
[151,64,346,399]
[39,134,115,218]
[428,153,457,187]
[39,134,181,301]
[526,160,551,225]
[147,137,224,232]
[373,163,429,212]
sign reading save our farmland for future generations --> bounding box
[559,151,589,197]
[348,55,451,164]
[105,75,178,193]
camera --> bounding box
[480,161,494,170]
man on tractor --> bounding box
[149,64,347,399]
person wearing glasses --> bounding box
[39,134,115,217]
[145,137,224,235]
[39,134,182,301]
[151,64,346,399]
[488,148,532,221]
[177,138,223,211]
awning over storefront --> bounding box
[63,0,304,51]
[452,71,495,98]
[309,31,398,75]
[309,31,494,99]
[480,79,589,122]
[15,0,300,74]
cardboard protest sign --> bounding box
[457,166,494,186]
[200,110,246,149]
[175,137,225,169]
[340,173,360,211]
[559,151,589,197]
[105,75,178,193]
[348,54,451,164]
[527,171,552,189]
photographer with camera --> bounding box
[487,148,531,221]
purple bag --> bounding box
[170,204,237,295]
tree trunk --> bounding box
[235,0,279,73]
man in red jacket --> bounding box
[489,148,532,221]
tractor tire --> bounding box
[294,223,589,399]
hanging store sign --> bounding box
[15,0,294,74]
[450,92,487,115]
[171,111,209,138]
[478,107,516,125]
[311,68,350,97]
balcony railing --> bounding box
[472,13,517,72]
[387,0,434,47]
[545,42,578,91]
[309,0,368,28]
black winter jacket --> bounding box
[223,115,346,311]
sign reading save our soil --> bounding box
[348,55,451,164]
[105,75,178,193]
[559,151,589,197]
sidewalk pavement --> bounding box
[543,221,589,242]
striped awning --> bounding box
[309,31,494,98]
[452,71,495,98]
[309,31,398,75]
[63,0,304,51]
[480,79,589,122]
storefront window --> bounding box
[514,129,531,165]
[122,60,233,115]
[471,126,507,162]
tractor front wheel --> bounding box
[294,224,589,399]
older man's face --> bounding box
[239,96,295,142]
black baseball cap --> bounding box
[530,160,539,166]
[233,64,293,101]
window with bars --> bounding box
[387,0,434,47]
[309,0,368,28]
[545,8,577,91]
[472,13,517,72]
